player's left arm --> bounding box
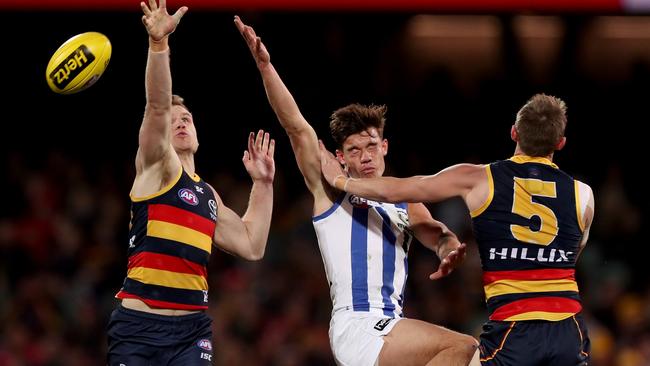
[577,181,595,256]
[408,202,467,280]
[319,141,484,204]
[211,130,275,260]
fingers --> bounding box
[260,131,269,152]
[148,0,157,11]
[159,0,166,9]
[234,15,244,32]
[172,6,188,25]
[255,37,262,52]
[247,131,255,154]
[255,129,264,151]
[429,270,444,281]
[141,1,152,16]
[242,150,250,162]
[268,138,276,158]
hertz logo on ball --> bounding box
[45,32,111,94]
[49,44,96,90]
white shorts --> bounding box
[329,311,402,366]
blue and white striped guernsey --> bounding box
[313,193,413,318]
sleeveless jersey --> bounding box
[313,193,413,318]
[471,156,587,321]
[116,168,217,310]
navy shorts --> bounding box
[479,314,590,366]
[107,306,213,366]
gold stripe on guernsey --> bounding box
[504,311,575,322]
[470,165,494,218]
[508,155,559,169]
[147,220,212,253]
[574,180,585,233]
[189,173,201,183]
[127,267,207,290]
[131,167,184,202]
[484,279,579,299]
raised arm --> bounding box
[320,141,486,205]
[408,203,467,280]
[235,16,326,199]
[132,0,187,196]
[136,0,187,167]
[212,130,276,260]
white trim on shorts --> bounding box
[329,310,403,366]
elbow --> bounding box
[145,103,170,115]
[244,246,266,261]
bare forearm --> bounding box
[335,176,408,203]
[145,38,171,111]
[241,181,274,259]
[259,63,306,133]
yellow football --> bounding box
[46,32,112,94]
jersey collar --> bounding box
[509,155,559,169]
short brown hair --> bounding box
[515,94,567,157]
[172,94,188,111]
[329,104,387,148]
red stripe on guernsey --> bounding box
[148,204,215,237]
[128,252,207,277]
[116,291,208,311]
[490,297,582,320]
[483,269,575,285]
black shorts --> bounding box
[107,306,213,366]
[479,314,590,366]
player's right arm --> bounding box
[132,0,187,195]
[235,16,331,211]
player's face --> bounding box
[171,105,199,154]
[337,127,387,179]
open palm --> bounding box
[140,0,188,41]
[243,130,275,183]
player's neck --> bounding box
[178,152,196,176]
[513,146,554,162]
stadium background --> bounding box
[0,1,648,364]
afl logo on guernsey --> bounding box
[178,188,199,206]
[197,339,212,351]
[349,195,370,208]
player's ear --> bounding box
[510,125,518,142]
[336,149,345,165]
[381,139,388,156]
[556,136,566,151]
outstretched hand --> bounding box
[234,15,270,68]
[429,243,467,280]
[243,130,276,184]
[141,0,188,42]
[318,140,346,189]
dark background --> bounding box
[0,7,648,365]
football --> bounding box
[46,32,112,94]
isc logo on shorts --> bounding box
[374,318,392,331]
[197,339,212,351]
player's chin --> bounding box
[361,170,379,178]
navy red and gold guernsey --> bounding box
[471,155,587,322]
[116,168,218,310]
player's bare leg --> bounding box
[378,318,478,366]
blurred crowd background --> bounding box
[1,4,649,366]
